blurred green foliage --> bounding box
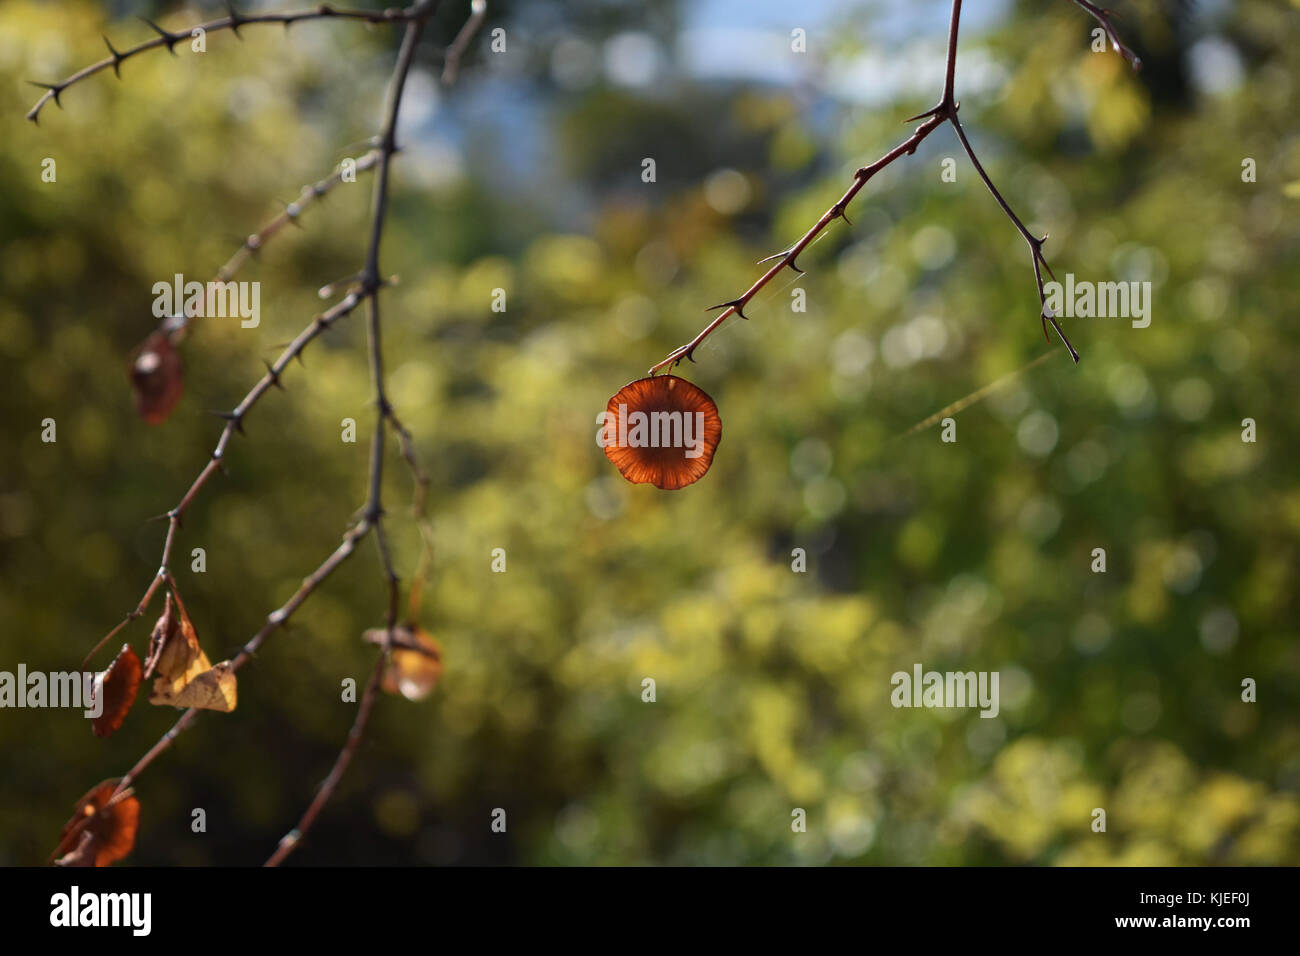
[1,0,1298,865]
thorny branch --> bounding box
[26,3,422,123]
[33,0,487,863]
[648,0,1140,375]
[216,149,382,286]
[266,0,455,865]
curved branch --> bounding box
[1069,0,1142,70]
[26,3,419,123]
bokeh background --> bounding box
[2,0,1298,865]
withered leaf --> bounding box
[146,587,236,711]
[164,660,237,712]
[363,626,443,701]
[602,375,722,490]
[145,589,209,699]
[129,329,184,425]
[92,644,141,738]
[143,591,178,679]
[52,779,140,867]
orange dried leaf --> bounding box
[601,375,722,490]
[363,626,443,701]
[92,644,140,738]
[129,329,184,425]
[53,779,140,867]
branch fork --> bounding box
[649,0,1140,375]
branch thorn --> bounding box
[706,298,750,320]
[211,410,246,435]
[226,1,246,38]
[29,81,62,105]
[263,361,285,389]
[758,248,805,274]
[138,18,180,54]
[103,36,124,78]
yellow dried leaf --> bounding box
[166,661,237,712]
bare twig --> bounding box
[265,0,440,867]
[442,0,488,85]
[945,111,1078,362]
[649,0,1138,374]
[1070,0,1142,70]
[215,150,382,285]
[26,4,421,123]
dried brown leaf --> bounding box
[91,644,140,738]
[129,329,184,425]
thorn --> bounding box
[706,298,749,320]
[902,103,942,123]
[211,410,245,435]
[103,36,124,78]
[263,360,284,389]
[831,203,852,226]
[139,18,179,54]
[757,248,805,274]
[226,1,245,38]
[28,81,63,108]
